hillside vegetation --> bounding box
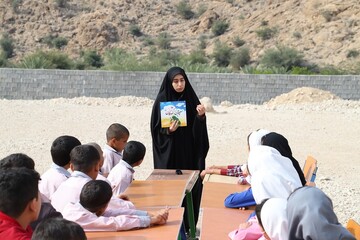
[1,0,360,73]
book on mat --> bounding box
[160,101,187,128]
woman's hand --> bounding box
[196,104,206,116]
[168,120,179,133]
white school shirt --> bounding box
[107,160,134,195]
[63,202,150,231]
[101,144,123,176]
[39,163,71,200]
[51,171,135,213]
[96,172,112,186]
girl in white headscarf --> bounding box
[287,186,355,240]
[247,145,302,204]
[255,198,288,240]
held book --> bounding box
[160,101,187,128]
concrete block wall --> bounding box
[0,68,359,104]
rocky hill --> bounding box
[1,0,359,68]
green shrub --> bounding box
[54,0,67,8]
[318,66,344,75]
[181,50,208,64]
[242,65,289,74]
[42,35,68,49]
[129,24,142,37]
[230,47,250,70]
[17,51,73,69]
[261,20,268,26]
[12,0,22,13]
[198,35,207,49]
[212,41,232,67]
[232,36,245,47]
[347,49,359,58]
[0,52,9,67]
[0,34,15,58]
[293,31,302,39]
[255,27,277,40]
[142,36,155,46]
[53,37,68,49]
[176,1,194,20]
[156,32,171,49]
[290,66,314,75]
[211,20,229,36]
[321,10,333,22]
[79,50,103,68]
[260,46,304,70]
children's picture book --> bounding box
[160,101,187,128]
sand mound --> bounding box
[266,87,340,106]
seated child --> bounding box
[87,142,111,185]
[107,141,146,195]
[51,144,134,213]
[39,135,81,199]
[223,129,270,209]
[101,123,129,177]
[255,198,288,240]
[0,153,62,230]
[63,180,169,231]
[31,217,86,240]
[201,129,270,182]
[0,168,41,239]
[287,186,355,240]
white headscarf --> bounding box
[287,187,355,240]
[247,145,302,203]
[261,198,288,240]
[248,129,270,150]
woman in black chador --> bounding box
[150,66,209,231]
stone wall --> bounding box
[1,68,359,104]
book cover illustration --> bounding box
[160,101,187,128]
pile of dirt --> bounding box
[265,87,340,106]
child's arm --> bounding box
[149,208,169,226]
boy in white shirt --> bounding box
[39,135,81,200]
[51,144,134,213]
[107,141,145,195]
[101,123,129,177]
[63,180,169,231]
[87,142,111,186]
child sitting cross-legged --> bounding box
[63,180,169,231]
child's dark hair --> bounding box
[123,141,146,166]
[51,135,81,167]
[70,145,100,173]
[80,180,112,213]
[106,123,129,141]
[0,168,40,218]
[255,198,270,230]
[32,217,87,240]
[0,153,35,170]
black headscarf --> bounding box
[261,132,307,186]
[150,66,209,170]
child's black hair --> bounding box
[0,153,35,170]
[51,135,81,167]
[80,180,112,213]
[106,123,129,141]
[70,145,100,173]
[122,141,146,166]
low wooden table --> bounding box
[200,207,253,239]
[86,207,184,240]
[147,169,199,239]
[123,180,187,208]
[201,181,251,208]
[203,173,239,184]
